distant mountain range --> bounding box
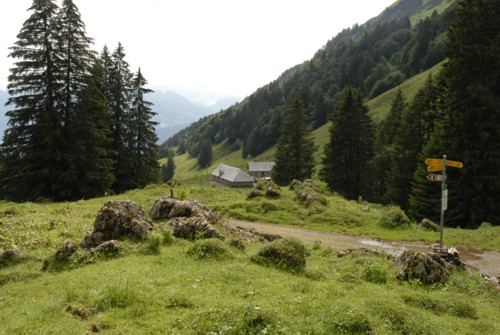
[0,89,239,143]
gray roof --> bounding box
[211,164,253,183]
[247,161,275,172]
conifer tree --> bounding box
[432,0,500,227]
[66,59,115,198]
[128,68,159,187]
[162,157,176,183]
[197,136,213,169]
[107,43,134,192]
[272,94,316,185]
[384,75,439,209]
[2,0,62,200]
[372,88,407,202]
[320,86,374,200]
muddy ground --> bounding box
[231,220,500,278]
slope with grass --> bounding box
[0,185,499,334]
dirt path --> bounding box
[230,220,500,278]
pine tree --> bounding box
[320,86,374,200]
[162,157,175,183]
[128,68,160,187]
[372,88,407,202]
[434,0,500,227]
[197,136,213,169]
[107,43,134,192]
[52,0,101,198]
[68,59,115,198]
[384,75,439,209]
[272,94,316,185]
[2,0,62,201]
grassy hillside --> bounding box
[170,62,445,184]
[367,61,445,123]
[1,184,499,333]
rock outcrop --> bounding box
[396,250,451,285]
[150,197,223,239]
[82,200,153,247]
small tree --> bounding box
[162,157,175,183]
[272,94,316,185]
[197,136,213,168]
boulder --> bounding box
[167,217,223,240]
[82,200,153,248]
[55,241,79,260]
[0,249,20,264]
[151,197,224,240]
[396,250,451,285]
[150,197,221,222]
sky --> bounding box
[0,0,395,105]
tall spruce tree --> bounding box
[372,88,407,202]
[433,0,500,227]
[320,86,374,200]
[67,59,115,198]
[128,68,159,187]
[107,43,134,192]
[162,157,176,183]
[52,0,103,198]
[272,94,316,185]
[384,75,439,209]
[2,0,62,201]
[197,136,213,169]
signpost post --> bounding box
[425,155,463,250]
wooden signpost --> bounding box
[425,155,463,250]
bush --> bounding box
[379,206,411,229]
[186,239,232,260]
[362,260,391,284]
[144,233,162,255]
[251,238,309,273]
[326,305,372,334]
[162,228,174,245]
[420,218,439,232]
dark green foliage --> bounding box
[379,206,412,229]
[385,74,440,209]
[372,89,407,202]
[320,86,374,200]
[127,68,160,187]
[251,238,309,273]
[272,94,316,185]
[434,0,500,227]
[197,136,213,168]
[1,1,158,201]
[162,157,175,183]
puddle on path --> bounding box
[231,220,500,277]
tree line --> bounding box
[0,0,160,201]
[272,0,500,228]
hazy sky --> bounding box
[0,0,395,104]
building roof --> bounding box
[248,161,275,172]
[211,164,253,183]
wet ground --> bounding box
[231,220,500,278]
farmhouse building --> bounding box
[211,164,254,188]
[247,161,275,178]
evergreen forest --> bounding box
[0,0,160,201]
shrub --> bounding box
[420,218,439,232]
[362,260,391,284]
[379,206,411,229]
[144,233,162,255]
[251,238,309,273]
[186,238,232,260]
[162,228,174,245]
